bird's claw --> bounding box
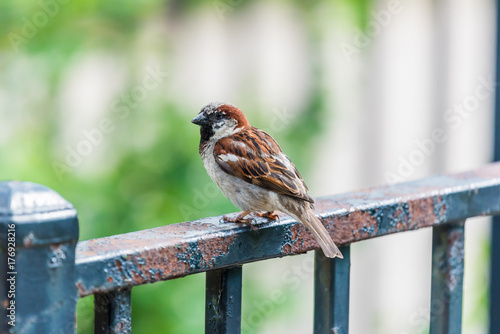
[255,211,280,221]
[220,215,258,231]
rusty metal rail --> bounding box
[1,163,500,333]
[75,163,500,296]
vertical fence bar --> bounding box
[313,246,351,334]
[491,220,500,334]
[95,288,132,334]
[205,266,242,334]
[490,2,500,333]
[0,181,79,334]
[430,221,465,334]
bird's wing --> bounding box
[214,127,313,203]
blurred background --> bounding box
[0,0,496,333]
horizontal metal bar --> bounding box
[430,221,465,334]
[95,288,132,334]
[314,246,350,334]
[75,163,500,297]
[205,266,242,334]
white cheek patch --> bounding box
[213,120,225,129]
[212,118,241,139]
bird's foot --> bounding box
[220,211,258,231]
[255,211,280,221]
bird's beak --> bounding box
[191,113,208,126]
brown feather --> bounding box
[214,127,313,203]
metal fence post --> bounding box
[491,220,500,334]
[94,288,132,334]
[0,181,79,334]
[205,266,242,334]
[490,1,500,333]
[314,246,351,334]
[430,221,465,334]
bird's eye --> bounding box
[216,114,224,120]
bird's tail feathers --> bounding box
[288,208,343,259]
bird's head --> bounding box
[191,102,250,141]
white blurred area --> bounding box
[34,0,496,332]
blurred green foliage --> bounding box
[0,0,371,333]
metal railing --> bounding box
[1,163,500,333]
[490,1,500,333]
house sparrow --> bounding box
[191,102,343,259]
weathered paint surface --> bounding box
[205,267,242,334]
[0,181,79,334]
[430,221,465,334]
[94,288,132,334]
[75,163,500,297]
